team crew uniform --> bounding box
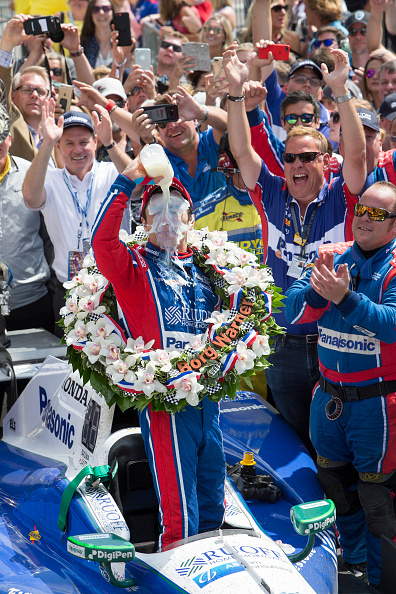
[92,174,226,550]
[285,239,396,585]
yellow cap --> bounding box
[240,451,256,466]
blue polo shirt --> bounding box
[164,127,226,209]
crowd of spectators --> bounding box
[2,0,396,588]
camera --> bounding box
[23,16,64,43]
[142,104,179,124]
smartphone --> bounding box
[142,104,179,124]
[113,12,132,46]
[258,44,290,61]
[212,57,228,88]
[58,83,73,112]
[134,48,151,70]
[23,16,63,42]
[181,42,211,72]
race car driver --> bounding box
[284,181,396,588]
[91,155,226,551]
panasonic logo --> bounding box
[318,328,379,354]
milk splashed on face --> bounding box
[140,144,193,306]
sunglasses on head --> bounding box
[203,25,223,34]
[92,4,112,13]
[50,67,63,76]
[313,38,335,48]
[271,4,287,12]
[366,68,377,78]
[161,40,182,52]
[349,26,366,36]
[354,203,396,221]
[283,151,323,164]
[331,112,340,124]
[284,113,315,125]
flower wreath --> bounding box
[60,227,285,413]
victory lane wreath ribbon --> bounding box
[60,227,285,413]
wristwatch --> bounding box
[334,91,352,104]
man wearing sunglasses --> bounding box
[224,46,366,454]
[285,181,396,589]
[345,10,370,71]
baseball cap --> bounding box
[62,111,94,132]
[356,108,380,132]
[0,104,10,144]
[378,93,396,121]
[345,10,370,31]
[141,177,193,216]
[93,78,127,101]
[288,60,323,81]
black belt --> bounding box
[287,333,318,344]
[320,376,396,402]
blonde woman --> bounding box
[202,13,233,60]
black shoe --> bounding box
[342,560,367,580]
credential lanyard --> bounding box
[63,162,97,250]
[290,201,321,257]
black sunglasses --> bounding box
[331,112,340,124]
[50,67,63,76]
[284,113,315,125]
[354,203,396,221]
[161,40,182,53]
[283,151,323,164]
[272,4,287,12]
[349,27,366,36]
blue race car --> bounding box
[0,356,337,593]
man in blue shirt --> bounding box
[223,45,366,453]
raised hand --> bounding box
[91,104,113,147]
[0,13,31,52]
[74,80,107,110]
[321,49,350,96]
[131,108,157,144]
[222,42,255,96]
[60,23,81,53]
[244,80,267,112]
[41,98,64,145]
[172,86,205,122]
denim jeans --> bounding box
[265,333,319,454]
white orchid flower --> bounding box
[76,294,106,320]
[119,229,136,244]
[234,342,256,374]
[258,268,274,291]
[105,345,121,365]
[65,320,88,345]
[206,310,232,330]
[226,249,257,267]
[252,334,271,358]
[82,341,103,364]
[83,251,96,268]
[60,293,80,326]
[223,267,247,295]
[206,229,228,246]
[125,336,155,354]
[75,273,108,296]
[150,349,179,372]
[106,358,137,384]
[205,247,228,268]
[86,319,122,346]
[187,228,203,247]
[63,269,87,290]
[133,362,167,396]
[173,373,204,407]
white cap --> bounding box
[93,78,127,101]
